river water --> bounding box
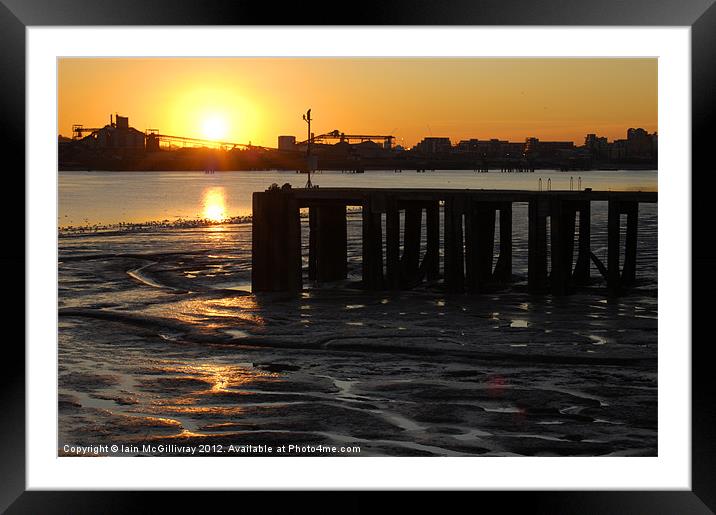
[58,169,656,227]
[58,170,658,457]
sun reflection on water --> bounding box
[202,187,228,222]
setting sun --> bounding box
[201,115,229,141]
[202,187,227,222]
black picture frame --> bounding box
[2,1,714,512]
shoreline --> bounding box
[58,207,367,236]
[58,216,253,236]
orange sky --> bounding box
[58,58,657,148]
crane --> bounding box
[297,129,395,148]
[72,125,106,139]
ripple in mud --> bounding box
[62,408,182,441]
[254,363,301,373]
[60,371,121,392]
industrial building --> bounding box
[278,135,297,151]
[72,115,145,151]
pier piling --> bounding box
[608,200,639,294]
[444,197,465,292]
[251,190,302,292]
[309,204,347,282]
[572,201,591,285]
[385,198,400,289]
[362,195,384,290]
[623,202,639,286]
[251,187,655,296]
[549,200,577,295]
[424,202,441,281]
[465,202,496,292]
[528,197,550,293]
[493,202,513,282]
[401,205,423,286]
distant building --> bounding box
[610,139,629,161]
[626,127,656,160]
[77,115,145,151]
[581,129,657,163]
[525,137,574,159]
[456,139,481,153]
[353,140,385,158]
[585,133,609,160]
[456,138,524,158]
[413,137,452,154]
[145,129,160,152]
[501,141,526,158]
[278,135,297,151]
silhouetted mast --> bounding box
[303,109,314,188]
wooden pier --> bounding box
[251,187,657,296]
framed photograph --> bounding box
[4,0,714,512]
